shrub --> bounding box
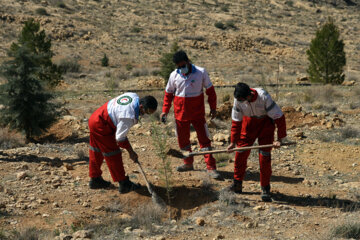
[125,63,133,71]
[221,5,229,12]
[0,128,25,149]
[331,222,360,239]
[58,58,80,73]
[306,17,346,85]
[131,203,164,231]
[218,189,237,206]
[101,53,109,67]
[104,77,118,90]
[56,2,67,8]
[35,8,48,15]
[222,94,230,103]
[214,21,226,30]
[159,42,180,85]
[341,127,359,139]
[226,20,237,30]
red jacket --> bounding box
[162,64,216,121]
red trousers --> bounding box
[88,103,126,182]
[175,118,216,170]
[234,116,275,187]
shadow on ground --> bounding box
[217,170,304,184]
[272,192,360,212]
[0,151,88,166]
[136,185,218,219]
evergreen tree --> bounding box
[10,18,62,88]
[101,53,109,67]
[306,18,346,85]
[0,19,60,142]
[159,42,180,85]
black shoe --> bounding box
[261,185,272,202]
[89,176,111,189]
[176,164,194,172]
[119,176,141,194]
[229,179,242,194]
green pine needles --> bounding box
[0,19,61,142]
[150,121,173,213]
[306,17,346,85]
[159,42,180,86]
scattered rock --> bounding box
[196,217,205,226]
[72,229,92,239]
[16,171,27,180]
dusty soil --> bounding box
[0,0,359,239]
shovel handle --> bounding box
[135,160,154,194]
[188,142,296,157]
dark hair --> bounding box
[234,82,251,99]
[173,50,189,64]
[140,96,158,111]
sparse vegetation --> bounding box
[131,203,164,231]
[101,53,109,67]
[214,21,226,30]
[35,8,48,16]
[331,222,360,239]
[0,128,25,149]
[58,58,80,73]
[159,42,180,85]
[215,153,229,167]
[307,17,346,85]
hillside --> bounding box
[0,0,359,240]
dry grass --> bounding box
[131,203,165,231]
[0,128,25,149]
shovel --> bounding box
[135,159,167,209]
[168,142,297,159]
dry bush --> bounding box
[104,77,118,90]
[12,227,51,240]
[331,222,360,239]
[215,153,230,167]
[131,203,164,231]
[58,58,80,73]
[340,126,359,139]
[0,128,25,149]
[218,189,237,206]
[131,68,149,77]
[303,85,341,104]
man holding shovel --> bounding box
[160,50,220,179]
[88,93,158,193]
[227,83,287,202]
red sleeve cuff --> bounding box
[274,115,287,139]
[117,138,131,150]
[206,85,217,110]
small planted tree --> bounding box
[306,17,346,85]
[0,19,61,142]
[159,42,180,85]
[150,121,173,217]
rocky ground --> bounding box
[0,0,360,239]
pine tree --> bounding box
[0,19,60,142]
[306,17,346,85]
[10,18,62,88]
[101,53,109,67]
[159,42,180,85]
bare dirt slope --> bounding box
[0,0,360,239]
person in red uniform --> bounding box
[227,83,287,202]
[160,50,220,179]
[88,93,158,193]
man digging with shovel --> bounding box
[227,83,288,202]
[88,93,158,193]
